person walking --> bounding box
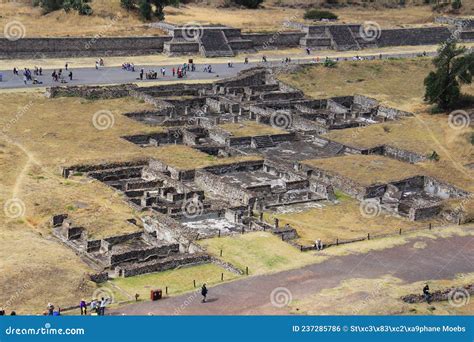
[79,299,87,315]
[423,284,431,304]
[201,284,208,303]
[68,71,73,81]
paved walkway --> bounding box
[0,51,437,90]
[110,234,474,315]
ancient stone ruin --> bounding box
[50,66,471,278]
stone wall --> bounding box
[194,170,256,206]
[0,37,171,59]
[242,32,305,49]
[116,253,211,277]
[46,84,137,99]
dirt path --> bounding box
[110,234,474,315]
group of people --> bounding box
[122,62,135,72]
[51,68,73,83]
[95,58,105,70]
[45,303,61,316]
[13,67,45,85]
[79,297,110,316]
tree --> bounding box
[424,41,474,110]
[139,0,152,20]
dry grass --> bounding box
[199,231,317,275]
[219,120,286,137]
[0,0,164,38]
[292,272,474,315]
[263,196,430,245]
[303,155,424,186]
[164,3,466,31]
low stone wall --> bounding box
[116,253,211,277]
[242,32,305,49]
[0,36,171,59]
[46,84,137,99]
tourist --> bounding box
[23,75,27,85]
[172,67,176,77]
[39,67,43,76]
[201,284,208,303]
[13,67,18,75]
[140,68,144,80]
[69,71,73,81]
[244,57,248,64]
[90,298,98,315]
[262,55,267,63]
[99,297,108,315]
[306,47,311,55]
[423,284,431,304]
[65,63,68,70]
[95,61,99,70]
[80,299,87,315]
[47,303,54,315]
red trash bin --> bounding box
[150,289,162,301]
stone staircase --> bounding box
[320,140,345,156]
[327,25,360,51]
[251,135,276,149]
[199,29,235,58]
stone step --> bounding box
[251,135,275,149]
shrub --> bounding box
[304,9,338,21]
[452,0,462,10]
[120,0,135,10]
[231,0,264,9]
[139,0,152,20]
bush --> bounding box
[452,0,462,10]
[120,0,135,10]
[231,0,264,9]
[304,9,338,21]
[139,0,152,20]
